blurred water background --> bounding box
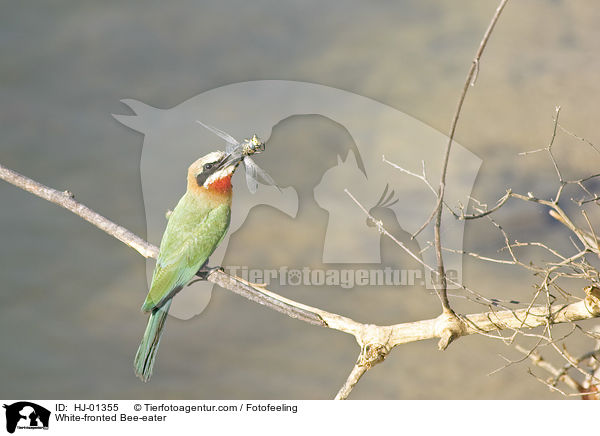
[1,0,600,399]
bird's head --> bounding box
[187,150,243,194]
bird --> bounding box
[134,150,243,382]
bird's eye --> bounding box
[203,163,214,171]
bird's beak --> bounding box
[217,152,244,170]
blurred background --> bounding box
[1,0,599,399]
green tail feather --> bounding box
[134,299,172,382]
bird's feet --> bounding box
[196,265,223,280]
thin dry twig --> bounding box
[426,0,510,315]
[515,344,582,392]
[0,162,157,259]
[457,105,600,396]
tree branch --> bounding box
[2,160,600,399]
[0,162,158,259]
[335,363,369,400]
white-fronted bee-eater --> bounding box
[134,150,243,382]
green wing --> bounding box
[141,197,231,312]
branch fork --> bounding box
[435,310,467,351]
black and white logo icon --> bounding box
[3,402,50,434]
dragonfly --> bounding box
[196,121,278,194]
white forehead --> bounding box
[190,150,226,173]
[200,151,226,163]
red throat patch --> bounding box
[207,174,233,193]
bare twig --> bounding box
[344,188,518,313]
[0,162,157,259]
[515,344,582,392]
[430,0,509,314]
[512,193,599,256]
[519,106,563,185]
[558,123,600,155]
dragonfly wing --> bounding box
[252,159,277,187]
[227,142,245,158]
[196,121,240,149]
[244,159,259,194]
[244,157,279,192]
